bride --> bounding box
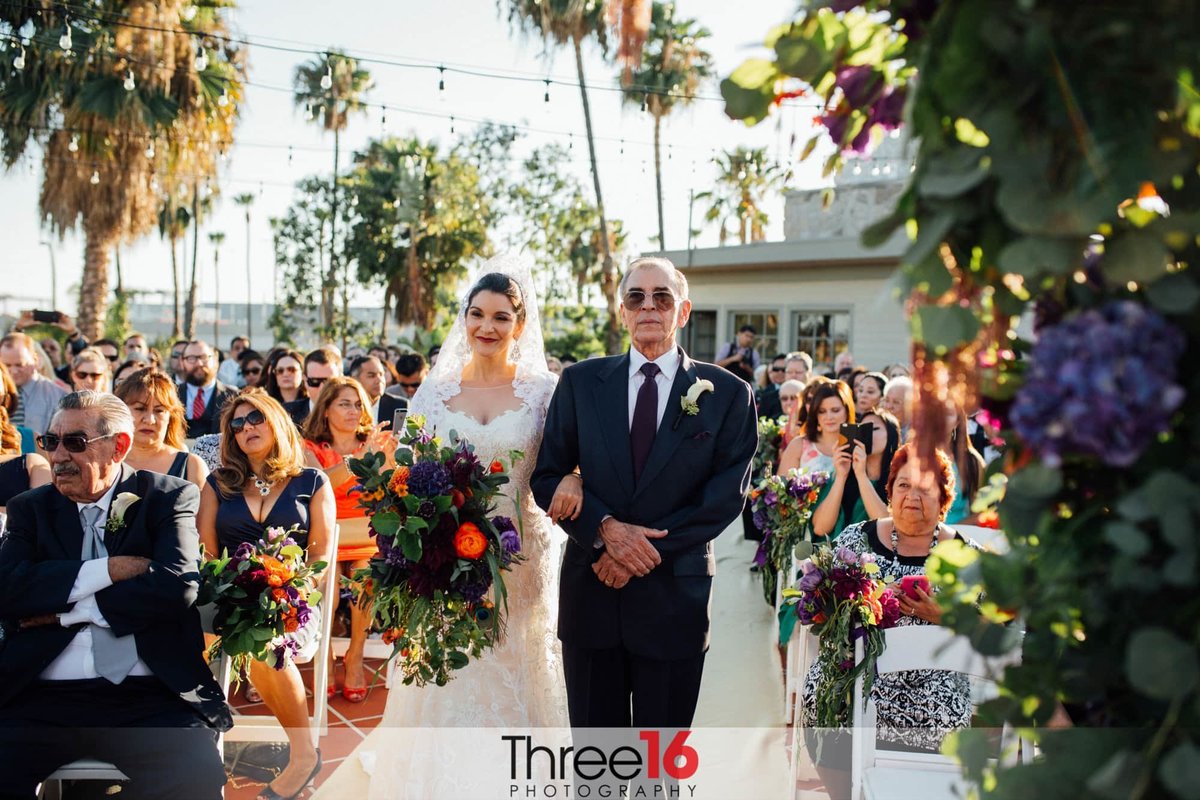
[366,255,580,798]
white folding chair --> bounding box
[218,524,340,747]
[38,760,128,799]
[850,625,1028,800]
[949,524,1009,554]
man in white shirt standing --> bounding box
[0,390,230,799]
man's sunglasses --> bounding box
[36,432,115,453]
[230,408,267,433]
[102,354,119,363]
[398,380,422,389]
[74,371,105,380]
[622,290,676,311]
[241,367,263,377]
[306,377,328,389]
[770,366,787,373]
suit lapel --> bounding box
[593,354,634,498]
[103,464,139,552]
[634,349,697,497]
[52,490,86,559]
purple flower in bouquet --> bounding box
[835,65,883,109]
[449,448,481,486]
[460,578,492,604]
[752,540,769,567]
[878,588,902,628]
[416,499,438,519]
[831,566,874,600]
[1011,301,1185,467]
[271,639,301,670]
[763,489,779,507]
[819,110,849,147]
[234,541,256,560]
[408,461,454,497]
[835,545,859,566]
[798,564,825,593]
[376,534,409,569]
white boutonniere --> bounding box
[105,492,141,534]
[674,379,715,429]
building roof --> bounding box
[650,233,907,275]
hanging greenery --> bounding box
[723,1,1200,797]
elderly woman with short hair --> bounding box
[70,348,112,395]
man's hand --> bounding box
[18,613,58,629]
[107,556,151,583]
[598,518,667,576]
[592,552,633,589]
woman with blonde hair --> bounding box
[69,347,111,394]
[197,388,335,800]
[114,367,208,487]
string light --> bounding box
[320,60,333,91]
[68,134,79,153]
[437,65,445,98]
[145,140,155,158]
[450,115,455,135]
[89,169,100,185]
[304,101,314,120]
[217,87,229,107]
[194,42,208,72]
[17,19,34,45]
[12,46,25,70]
[287,146,293,166]
[124,69,136,91]
[58,23,72,52]
[181,5,198,22]
[543,78,551,104]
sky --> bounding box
[0,0,828,318]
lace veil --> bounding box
[408,252,557,432]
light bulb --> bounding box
[437,65,446,99]
[18,20,35,45]
[450,116,455,134]
[182,5,197,22]
[320,64,333,91]
[305,101,314,120]
[287,146,293,166]
[13,47,26,70]
[68,134,79,153]
[59,25,72,52]
[145,142,155,158]
[217,87,228,107]
[89,170,100,185]
[124,70,135,91]
[194,45,208,72]
[150,175,159,191]
[543,79,551,104]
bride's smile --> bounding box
[466,291,525,360]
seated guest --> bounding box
[546,355,564,376]
[217,336,250,388]
[940,403,987,524]
[116,368,209,488]
[0,332,68,436]
[756,353,789,420]
[178,340,238,439]
[113,358,145,387]
[881,376,913,440]
[90,338,122,371]
[0,390,230,798]
[70,347,112,394]
[301,377,388,703]
[264,348,305,407]
[0,362,36,454]
[0,405,51,511]
[385,352,427,400]
[197,389,333,800]
[122,333,150,362]
[350,355,406,428]
[39,336,71,384]
[851,371,903,527]
[803,444,980,800]
[778,379,805,448]
[283,347,343,427]
[238,350,266,389]
[784,351,813,385]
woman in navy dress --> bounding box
[115,367,208,488]
[197,388,334,800]
[0,404,50,513]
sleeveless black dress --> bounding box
[166,451,190,480]
[206,468,327,552]
[0,455,30,506]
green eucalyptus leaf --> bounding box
[1145,271,1200,315]
[794,539,814,561]
[774,28,829,78]
[912,305,981,352]
[860,207,906,249]
[1104,231,1170,284]
[903,251,955,296]
[370,510,402,539]
[902,211,956,266]
[721,59,778,126]
[1159,741,1200,800]
[1086,749,1143,800]
[997,236,1082,279]
[1102,522,1151,558]
[1007,463,1063,501]
[1126,628,1199,701]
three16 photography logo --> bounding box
[503,730,699,797]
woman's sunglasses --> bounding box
[241,366,263,377]
[229,408,267,433]
[36,432,114,453]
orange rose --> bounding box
[272,588,288,602]
[453,522,488,560]
[284,617,299,633]
[489,460,504,474]
[389,467,411,497]
[382,628,400,645]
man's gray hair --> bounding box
[787,351,814,370]
[53,390,134,437]
[618,256,690,300]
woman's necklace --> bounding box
[889,524,940,566]
[252,474,275,497]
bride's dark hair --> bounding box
[466,272,526,325]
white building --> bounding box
[655,138,914,374]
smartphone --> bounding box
[839,422,873,455]
[900,575,932,599]
[32,309,63,324]
[392,408,407,432]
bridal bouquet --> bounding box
[750,467,830,605]
[347,414,524,687]
[198,524,327,683]
[779,544,902,727]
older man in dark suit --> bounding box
[0,391,230,799]
[178,340,238,438]
[533,256,758,732]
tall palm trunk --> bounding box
[185,189,201,339]
[170,234,182,339]
[380,285,390,343]
[77,225,115,341]
[573,37,621,355]
[653,113,665,250]
[405,238,424,326]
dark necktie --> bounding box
[191,387,206,420]
[631,362,661,484]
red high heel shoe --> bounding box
[342,684,368,703]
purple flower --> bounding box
[460,579,491,604]
[408,461,454,497]
[834,65,883,109]
[235,542,255,560]
[798,567,824,593]
[835,546,858,565]
[870,88,906,130]
[499,528,521,555]
[1011,301,1185,467]
[819,111,849,146]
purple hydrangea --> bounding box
[408,461,454,497]
[460,579,491,604]
[834,65,883,109]
[1010,301,1186,467]
[869,88,905,130]
[376,534,409,568]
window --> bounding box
[792,310,851,371]
[681,311,717,361]
[727,311,779,363]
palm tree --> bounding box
[502,0,624,353]
[619,2,713,249]
[293,50,373,347]
[233,192,255,339]
[157,200,191,339]
[0,3,245,340]
[208,230,225,343]
[697,147,786,245]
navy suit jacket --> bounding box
[532,347,758,658]
[0,466,232,730]
[179,381,239,438]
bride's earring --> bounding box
[509,341,522,364]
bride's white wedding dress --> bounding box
[365,367,570,799]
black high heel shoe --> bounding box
[257,748,322,800]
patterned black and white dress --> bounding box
[802,520,979,755]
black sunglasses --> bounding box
[230,408,267,433]
[622,290,676,311]
[398,380,422,389]
[37,432,115,453]
[306,376,328,389]
[241,366,263,376]
[770,366,786,373]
